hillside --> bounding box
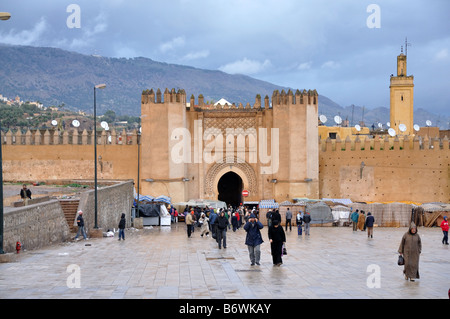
[0,44,447,129]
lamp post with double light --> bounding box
[0,11,11,255]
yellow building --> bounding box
[318,125,370,142]
[390,50,414,135]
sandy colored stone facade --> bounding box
[140,88,319,205]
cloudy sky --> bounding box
[0,0,449,116]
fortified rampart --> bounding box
[140,88,319,204]
[2,128,139,183]
[1,88,448,205]
[319,135,450,203]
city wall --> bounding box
[319,135,450,203]
[2,131,139,182]
[1,91,449,205]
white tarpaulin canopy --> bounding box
[331,205,351,221]
[175,199,227,211]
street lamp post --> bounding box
[94,84,106,229]
[0,11,11,255]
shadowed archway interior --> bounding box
[217,171,243,208]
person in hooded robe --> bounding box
[398,222,422,281]
[357,210,366,231]
[268,220,286,266]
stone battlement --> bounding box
[141,88,318,110]
[1,128,140,146]
[320,134,449,152]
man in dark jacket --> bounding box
[118,213,126,241]
[74,210,88,240]
[20,184,32,206]
[244,213,264,265]
[215,211,229,249]
[365,212,375,238]
[303,212,311,236]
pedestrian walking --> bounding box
[351,209,359,231]
[440,216,449,245]
[271,209,281,226]
[303,212,311,235]
[285,208,292,231]
[365,212,375,238]
[244,213,264,266]
[20,184,32,206]
[296,211,303,236]
[74,210,88,241]
[268,220,286,266]
[199,213,210,237]
[174,209,178,223]
[186,210,194,238]
[215,210,229,249]
[209,208,218,240]
[398,222,422,282]
[231,212,239,232]
[357,210,366,231]
[118,213,126,240]
[266,209,273,228]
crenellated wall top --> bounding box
[2,128,141,145]
[141,88,319,111]
[320,134,449,152]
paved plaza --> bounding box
[0,223,449,300]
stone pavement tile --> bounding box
[0,224,449,299]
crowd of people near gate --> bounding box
[168,204,315,266]
[162,202,449,278]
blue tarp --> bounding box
[259,199,279,209]
[134,194,171,205]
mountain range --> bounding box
[0,44,448,129]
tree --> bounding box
[102,110,116,124]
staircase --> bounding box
[59,199,80,233]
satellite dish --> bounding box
[319,115,327,124]
[426,120,432,127]
[413,124,420,132]
[378,123,383,129]
[399,124,407,132]
[51,120,58,126]
[355,125,361,132]
[72,120,80,128]
[334,115,342,125]
[100,121,108,129]
[387,122,391,127]
[388,128,396,137]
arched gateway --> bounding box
[140,88,319,204]
[204,157,258,206]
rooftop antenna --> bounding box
[405,37,411,57]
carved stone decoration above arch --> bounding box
[204,156,257,198]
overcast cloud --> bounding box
[0,0,449,115]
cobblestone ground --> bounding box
[0,224,448,299]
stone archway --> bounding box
[217,171,243,207]
[204,157,257,203]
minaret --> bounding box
[390,46,414,135]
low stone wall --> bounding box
[2,180,134,254]
[3,200,71,253]
[76,180,134,235]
